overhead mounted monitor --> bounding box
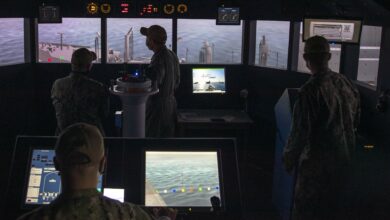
[217,7,240,25]
[192,68,226,94]
[145,151,221,207]
[38,6,62,23]
[303,18,362,44]
[24,149,103,205]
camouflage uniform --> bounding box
[145,45,180,137]
[17,189,152,220]
[283,70,360,220]
[51,73,109,135]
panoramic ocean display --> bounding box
[0,18,291,66]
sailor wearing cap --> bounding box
[283,36,360,220]
[51,48,109,135]
[140,25,180,137]
[17,123,153,220]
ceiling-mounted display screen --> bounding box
[303,18,362,44]
[217,7,240,25]
[38,6,62,23]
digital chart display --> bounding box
[25,149,102,205]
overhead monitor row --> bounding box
[0,18,382,87]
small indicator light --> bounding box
[101,4,111,14]
[364,145,374,149]
[87,3,99,15]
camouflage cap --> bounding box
[140,25,167,44]
[304,35,330,54]
[55,123,104,166]
[71,48,97,67]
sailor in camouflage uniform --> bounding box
[51,48,109,135]
[283,36,360,220]
[17,123,152,220]
[140,25,180,137]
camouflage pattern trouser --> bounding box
[292,160,352,220]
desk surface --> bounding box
[178,109,253,124]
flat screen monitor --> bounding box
[25,149,103,205]
[103,188,125,202]
[38,6,62,23]
[217,7,240,25]
[192,68,226,94]
[303,18,362,44]
[145,151,221,207]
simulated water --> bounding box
[1,18,290,66]
[193,82,225,93]
[146,153,221,207]
[0,19,25,66]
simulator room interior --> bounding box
[1,0,390,219]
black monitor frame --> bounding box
[5,136,57,213]
[5,137,242,219]
[302,17,363,44]
[191,67,227,95]
[38,5,62,24]
[216,7,241,25]
[141,148,224,212]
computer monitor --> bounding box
[38,6,62,23]
[145,151,221,207]
[303,18,362,44]
[24,149,103,205]
[217,7,240,25]
[103,188,125,202]
[192,68,226,94]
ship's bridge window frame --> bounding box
[293,21,343,75]
[106,18,173,64]
[176,18,244,65]
[355,25,383,89]
[251,20,291,70]
[36,17,102,64]
[0,17,26,67]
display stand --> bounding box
[110,85,158,137]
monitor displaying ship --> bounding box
[192,68,226,94]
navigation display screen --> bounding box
[303,18,362,43]
[25,149,103,205]
[192,68,226,94]
[145,151,221,207]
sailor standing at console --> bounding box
[140,25,180,137]
[51,48,109,135]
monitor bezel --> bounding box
[141,148,225,212]
[302,17,363,44]
[38,5,63,24]
[21,142,106,209]
[191,67,227,95]
[216,7,241,26]
[6,137,241,219]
